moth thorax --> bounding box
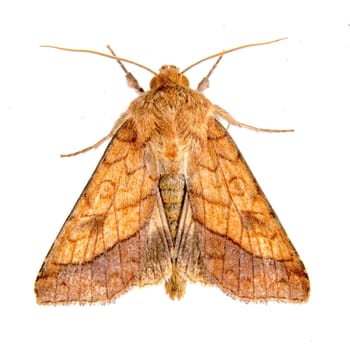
[150,65,190,89]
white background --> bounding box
[1,0,349,349]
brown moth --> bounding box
[35,38,310,304]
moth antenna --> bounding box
[106,45,144,94]
[196,55,223,92]
[182,37,287,74]
[40,45,157,76]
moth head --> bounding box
[150,65,190,90]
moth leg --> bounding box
[214,105,294,133]
[61,111,129,157]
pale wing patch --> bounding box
[139,189,173,286]
[175,195,207,284]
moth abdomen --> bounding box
[159,174,186,240]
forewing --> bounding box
[35,119,172,304]
[186,119,310,302]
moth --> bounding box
[35,38,310,304]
